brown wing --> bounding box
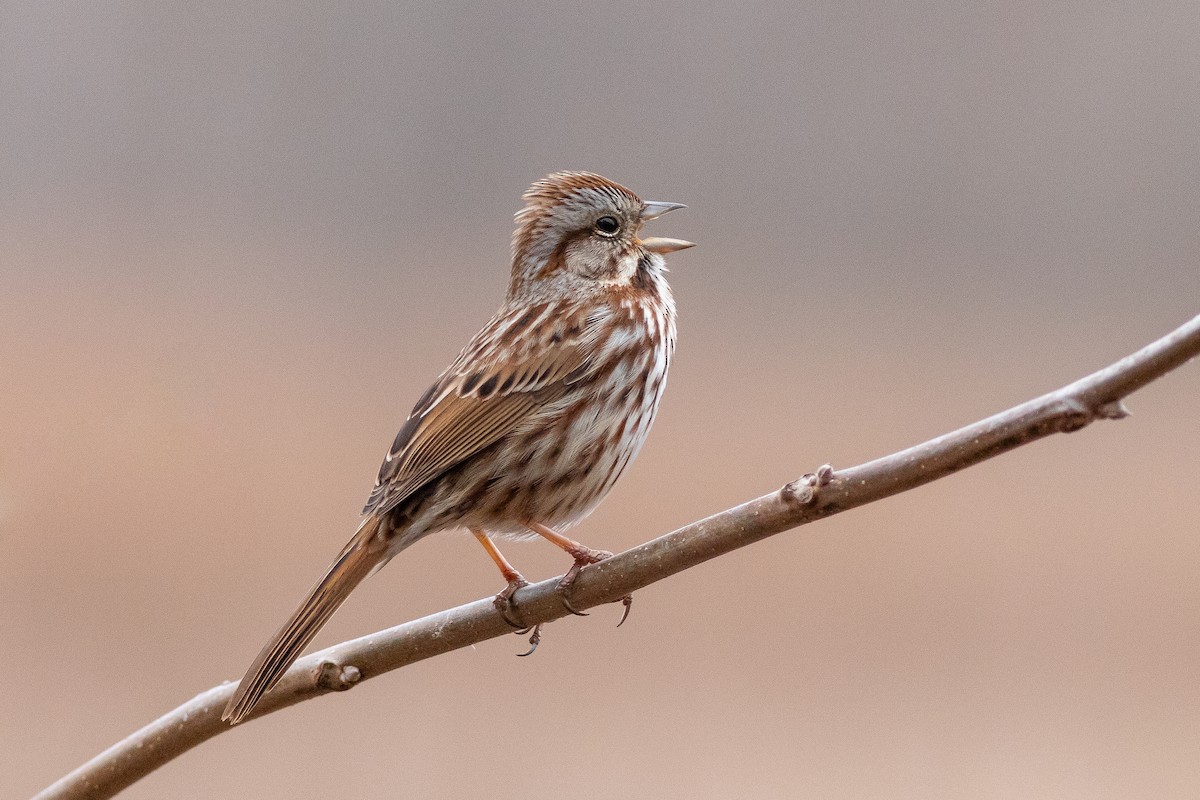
[224,304,607,725]
[361,303,605,518]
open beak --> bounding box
[639,200,695,253]
[640,236,696,254]
[640,201,687,221]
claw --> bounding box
[516,624,542,657]
[616,595,633,627]
[553,547,614,616]
[554,561,590,616]
[559,593,590,617]
[494,577,530,630]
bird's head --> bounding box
[508,171,693,299]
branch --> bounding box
[34,314,1200,800]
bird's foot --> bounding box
[516,624,542,657]
[617,594,633,627]
[495,577,545,656]
[493,576,531,630]
[555,546,613,617]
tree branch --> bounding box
[34,314,1200,800]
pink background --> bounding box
[4,3,1198,798]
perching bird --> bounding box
[223,171,693,724]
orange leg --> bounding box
[471,528,533,635]
[471,527,525,586]
[525,521,613,564]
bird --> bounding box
[222,171,693,724]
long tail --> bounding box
[223,516,389,724]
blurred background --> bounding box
[3,2,1198,798]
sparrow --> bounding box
[223,171,693,724]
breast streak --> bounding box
[482,297,670,535]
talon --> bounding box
[559,592,589,617]
[555,547,617,616]
[616,595,633,627]
[524,522,620,622]
[556,562,588,615]
[516,624,542,657]
[494,577,530,630]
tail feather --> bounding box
[223,517,387,724]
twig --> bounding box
[33,314,1200,800]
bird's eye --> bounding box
[594,216,620,236]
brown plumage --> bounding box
[223,171,693,724]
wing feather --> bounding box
[361,303,607,517]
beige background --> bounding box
[3,3,1198,798]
